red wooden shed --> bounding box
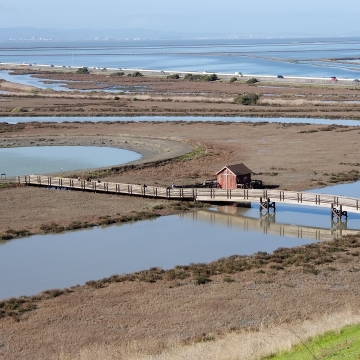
[216,163,252,189]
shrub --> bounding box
[11,107,26,113]
[76,67,89,74]
[167,74,180,79]
[229,77,237,83]
[203,73,219,81]
[111,71,124,76]
[195,276,212,285]
[114,96,120,100]
[184,73,218,82]
[132,71,143,77]
[234,93,259,105]
[246,77,259,84]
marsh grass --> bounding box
[329,169,360,183]
[56,311,360,360]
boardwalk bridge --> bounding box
[18,175,360,221]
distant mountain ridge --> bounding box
[1,27,359,41]
[0,27,202,41]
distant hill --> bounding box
[0,27,200,41]
[1,27,359,42]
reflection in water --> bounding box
[188,205,360,242]
[1,200,360,299]
[0,208,317,299]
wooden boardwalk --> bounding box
[19,175,360,216]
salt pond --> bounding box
[0,146,141,176]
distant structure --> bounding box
[216,163,252,189]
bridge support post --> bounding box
[259,197,276,213]
[331,203,348,221]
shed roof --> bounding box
[216,163,252,176]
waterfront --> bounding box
[2,37,360,77]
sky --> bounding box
[0,0,359,36]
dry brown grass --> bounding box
[56,310,360,360]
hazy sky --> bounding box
[1,0,359,35]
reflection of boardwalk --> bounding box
[187,209,360,241]
[19,175,360,215]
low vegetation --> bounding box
[131,71,143,77]
[76,67,89,74]
[184,73,219,82]
[11,107,27,113]
[177,146,206,161]
[328,169,360,183]
[110,71,124,76]
[264,323,360,359]
[167,74,180,79]
[247,77,259,84]
[234,93,260,105]
[229,76,237,83]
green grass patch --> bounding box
[177,146,206,161]
[263,323,360,360]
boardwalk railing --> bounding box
[18,175,360,215]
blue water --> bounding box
[0,213,315,299]
[1,179,360,299]
[1,116,360,126]
[2,37,360,77]
[0,146,141,176]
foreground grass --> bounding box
[264,323,360,360]
[57,311,360,359]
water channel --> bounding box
[1,116,360,126]
[0,70,146,93]
[1,181,360,300]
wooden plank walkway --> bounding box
[18,175,360,215]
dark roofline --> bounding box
[216,163,252,176]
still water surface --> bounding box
[1,181,360,300]
[0,70,144,93]
[1,116,360,126]
[0,146,141,176]
[2,38,360,77]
